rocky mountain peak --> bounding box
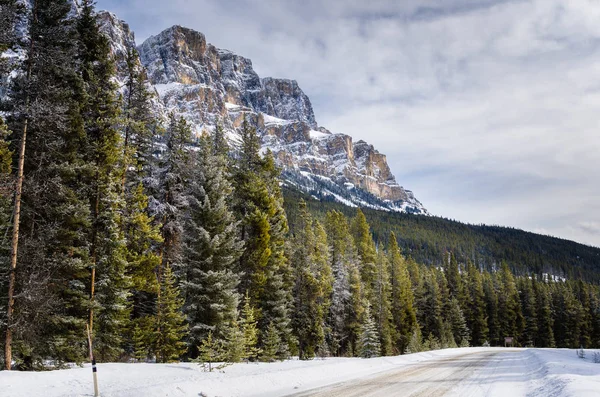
[99,16,427,214]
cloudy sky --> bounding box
[96,0,600,247]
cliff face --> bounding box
[99,11,427,214]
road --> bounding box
[290,350,528,397]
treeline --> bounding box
[283,188,600,283]
[1,0,600,372]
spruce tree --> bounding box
[534,278,554,347]
[519,277,538,347]
[447,297,470,347]
[154,264,188,363]
[415,267,444,341]
[388,232,417,354]
[350,209,378,304]
[77,0,131,361]
[196,331,225,372]
[232,118,292,354]
[482,271,499,345]
[464,261,488,346]
[291,201,330,359]
[260,322,282,362]
[324,210,362,357]
[240,291,261,361]
[119,46,163,348]
[5,0,91,367]
[182,133,242,355]
[374,245,393,355]
[497,263,524,345]
[358,303,381,358]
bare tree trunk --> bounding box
[4,1,37,370]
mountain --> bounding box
[99,12,427,214]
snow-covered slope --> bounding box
[101,12,427,214]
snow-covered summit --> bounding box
[99,16,427,214]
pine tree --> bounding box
[388,232,417,354]
[182,133,243,356]
[154,264,188,363]
[358,303,381,358]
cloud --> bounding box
[96,0,600,247]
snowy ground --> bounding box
[1,347,599,397]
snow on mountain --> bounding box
[99,11,428,214]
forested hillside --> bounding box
[283,188,600,283]
[0,0,599,373]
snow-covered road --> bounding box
[291,349,568,397]
[1,348,599,397]
[292,350,501,397]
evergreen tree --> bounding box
[374,245,393,355]
[405,326,423,354]
[232,118,293,354]
[240,291,261,361]
[444,252,464,304]
[196,331,225,372]
[519,277,538,347]
[324,210,362,357]
[447,297,470,347]
[260,322,282,362]
[222,317,244,363]
[119,46,162,347]
[552,282,582,348]
[358,303,380,358]
[482,271,499,345]
[182,133,243,355]
[350,209,378,304]
[5,0,91,367]
[291,201,331,359]
[464,261,488,345]
[152,114,192,276]
[415,267,444,341]
[154,264,187,363]
[77,0,131,361]
[497,263,523,345]
[387,232,417,354]
[534,278,555,348]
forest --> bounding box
[0,0,599,371]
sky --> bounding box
[96,0,600,248]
